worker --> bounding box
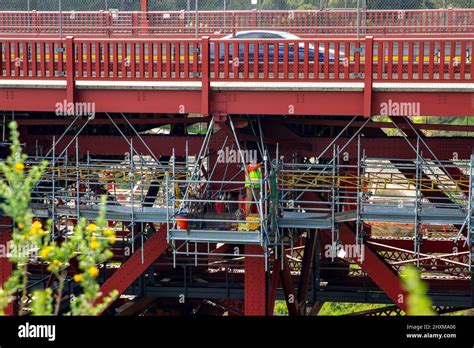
[245,159,263,216]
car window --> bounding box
[235,32,281,39]
[235,33,260,39]
[265,33,283,39]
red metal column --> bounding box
[0,217,13,315]
[297,231,318,313]
[244,245,266,316]
[201,37,210,116]
[280,253,300,316]
[97,224,169,314]
[266,265,279,316]
[363,36,374,118]
[65,36,75,105]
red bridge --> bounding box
[0,7,473,317]
[0,9,473,37]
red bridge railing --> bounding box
[0,9,472,37]
[0,37,472,82]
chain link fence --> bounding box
[2,0,473,11]
[0,0,472,36]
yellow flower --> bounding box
[40,246,53,259]
[108,235,116,245]
[17,223,24,230]
[47,260,61,272]
[14,162,24,174]
[29,228,45,237]
[87,224,98,234]
[29,221,45,237]
[73,273,83,282]
[103,229,114,236]
[87,266,99,277]
[90,240,100,249]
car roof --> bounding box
[222,30,301,39]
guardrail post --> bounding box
[363,36,374,118]
[32,10,39,35]
[232,12,236,35]
[132,12,138,35]
[201,36,210,116]
[139,9,149,34]
[66,36,75,105]
[105,10,112,37]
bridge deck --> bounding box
[0,36,471,116]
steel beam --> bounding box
[367,237,467,254]
[22,133,474,160]
[337,224,409,312]
[297,231,318,314]
[280,253,300,316]
[281,118,474,133]
[266,265,279,316]
[244,245,266,316]
[97,224,169,314]
[1,88,473,117]
[24,135,205,157]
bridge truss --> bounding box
[0,4,473,316]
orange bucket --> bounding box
[176,214,189,229]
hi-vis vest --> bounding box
[245,167,262,188]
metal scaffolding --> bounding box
[11,114,472,283]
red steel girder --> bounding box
[244,245,266,316]
[21,134,474,160]
[266,266,279,316]
[309,137,474,161]
[97,224,169,314]
[367,237,467,254]
[1,88,472,117]
[337,224,409,312]
[15,116,213,126]
[297,231,318,313]
[23,135,205,157]
[280,253,300,316]
[281,118,474,134]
